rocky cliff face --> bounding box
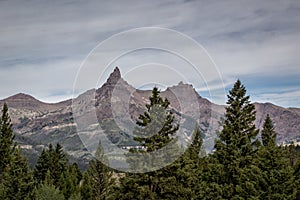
[1,67,299,168]
[254,103,300,143]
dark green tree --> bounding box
[188,124,205,161]
[59,164,82,199]
[80,172,93,200]
[284,141,298,167]
[118,87,205,199]
[81,142,115,200]
[50,143,68,186]
[0,103,16,174]
[1,147,35,200]
[35,183,65,200]
[166,125,206,199]
[212,80,262,198]
[261,114,277,147]
[133,87,179,152]
[294,154,300,200]
[33,143,68,188]
[0,104,35,199]
[34,149,50,182]
[256,114,296,199]
[215,80,259,158]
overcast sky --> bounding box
[0,0,299,107]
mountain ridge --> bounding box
[0,67,299,168]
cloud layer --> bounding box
[0,0,299,107]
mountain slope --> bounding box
[1,67,299,168]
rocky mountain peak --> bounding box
[1,93,41,106]
[106,67,121,85]
[6,93,37,101]
[166,81,199,98]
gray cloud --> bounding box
[0,0,299,107]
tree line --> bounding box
[0,80,300,199]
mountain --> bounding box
[1,67,300,168]
[254,103,300,143]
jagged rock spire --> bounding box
[106,67,121,85]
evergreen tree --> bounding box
[118,87,205,199]
[257,115,296,199]
[71,163,83,183]
[294,154,300,200]
[59,164,82,199]
[33,143,68,187]
[189,124,205,160]
[167,125,206,199]
[0,103,16,174]
[118,126,207,200]
[130,87,180,172]
[82,141,115,200]
[261,114,277,147]
[285,141,298,167]
[2,147,35,200]
[35,182,65,200]
[212,80,262,198]
[0,103,35,199]
[133,87,179,152]
[50,143,68,186]
[34,149,50,182]
[80,172,93,200]
[215,80,259,159]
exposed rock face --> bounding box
[254,103,300,142]
[0,67,300,168]
[95,67,126,119]
[105,67,121,86]
[1,93,71,111]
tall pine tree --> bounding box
[133,87,179,152]
[3,147,35,200]
[81,141,115,200]
[257,115,296,199]
[212,80,262,198]
[118,87,205,199]
[0,103,35,199]
[0,103,16,174]
[261,114,277,147]
[34,143,68,187]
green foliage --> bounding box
[118,127,207,200]
[59,164,82,199]
[261,114,277,147]
[209,80,263,198]
[34,143,68,187]
[2,147,35,200]
[133,87,179,152]
[255,115,296,198]
[284,141,298,167]
[215,80,260,159]
[68,193,82,200]
[189,124,205,160]
[0,104,35,199]
[294,155,300,199]
[33,143,84,199]
[81,142,115,200]
[35,183,65,200]
[117,88,207,199]
[34,149,50,182]
[257,145,296,198]
[0,103,16,174]
[203,81,298,199]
